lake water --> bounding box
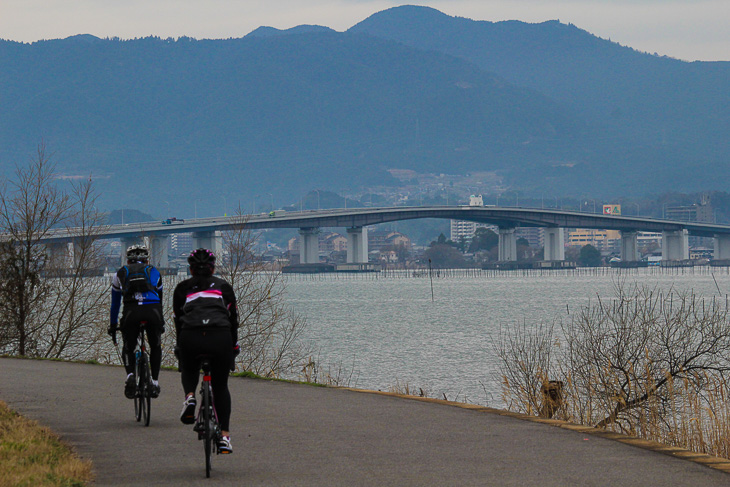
[283,267,730,406]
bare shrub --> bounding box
[497,282,730,457]
[0,144,108,358]
[562,284,730,433]
[0,145,70,355]
[37,177,110,359]
[495,320,557,416]
[216,208,314,378]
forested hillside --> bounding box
[1,6,728,215]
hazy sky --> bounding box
[1,1,728,62]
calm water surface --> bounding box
[283,268,730,406]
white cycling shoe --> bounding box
[218,435,232,454]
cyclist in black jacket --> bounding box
[173,248,239,454]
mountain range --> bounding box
[1,5,728,217]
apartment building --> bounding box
[568,229,621,251]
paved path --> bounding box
[2,357,730,486]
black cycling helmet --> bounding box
[188,248,216,275]
[126,244,149,262]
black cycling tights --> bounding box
[121,304,164,379]
[178,328,233,431]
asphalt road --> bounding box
[2,357,730,486]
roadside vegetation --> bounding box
[0,143,109,360]
[0,401,92,487]
[496,282,730,459]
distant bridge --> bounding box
[39,206,730,267]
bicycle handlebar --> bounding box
[108,321,149,346]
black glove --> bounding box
[173,345,181,361]
[108,324,117,345]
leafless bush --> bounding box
[495,320,557,416]
[216,208,314,378]
[497,282,730,456]
[562,284,730,432]
[0,144,108,358]
[36,178,110,359]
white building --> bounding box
[450,220,499,244]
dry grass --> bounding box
[299,355,358,387]
[549,369,730,459]
[634,372,730,459]
[387,380,429,398]
[0,400,92,487]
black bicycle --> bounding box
[192,357,222,478]
[112,322,153,426]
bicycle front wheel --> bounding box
[134,358,142,422]
[141,354,151,427]
[202,382,212,478]
[134,394,141,422]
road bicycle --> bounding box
[192,357,222,478]
[111,322,153,426]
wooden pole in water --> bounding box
[428,258,434,302]
[712,272,722,296]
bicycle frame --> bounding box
[134,324,147,368]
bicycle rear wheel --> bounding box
[202,382,212,478]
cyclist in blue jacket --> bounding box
[109,244,165,399]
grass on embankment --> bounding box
[0,400,92,487]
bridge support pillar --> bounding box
[346,227,368,263]
[543,228,565,261]
[662,230,689,261]
[498,227,517,261]
[149,235,170,268]
[71,238,91,269]
[46,242,70,269]
[299,227,320,264]
[714,234,730,260]
[120,237,143,266]
[192,231,222,257]
[620,231,639,262]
